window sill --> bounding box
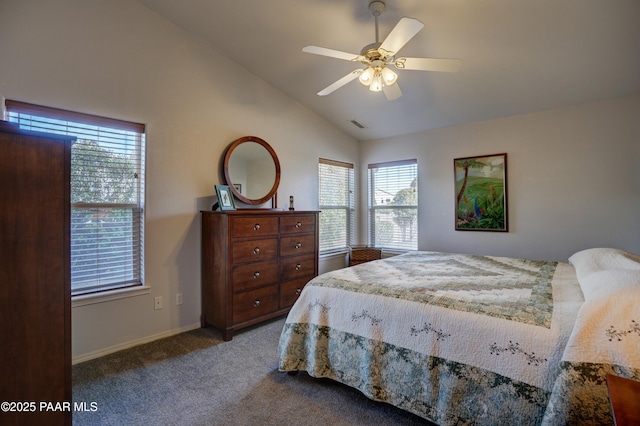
[72,285,151,308]
[319,249,349,260]
[380,248,411,256]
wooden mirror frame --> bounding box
[223,136,281,205]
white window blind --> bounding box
[368,159,418,250]
[318,158,355,254]
[5,100,145,296]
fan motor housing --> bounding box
[360,43,394,65]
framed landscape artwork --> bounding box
[454,153,508,231]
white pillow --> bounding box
[577,269,640,300]
[569,248,640,282]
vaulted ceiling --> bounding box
[138,0,640,141]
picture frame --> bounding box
[214,185,236,211]
[454,153,508,232]
[233,183,242,194]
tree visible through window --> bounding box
[368,159,417,250]
[5,100,145,295]
[318,158,354,254]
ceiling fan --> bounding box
[303,0,462,101]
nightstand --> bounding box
[607,374,640,426]
[349,246,382,266]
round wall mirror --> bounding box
[223,136,281,205]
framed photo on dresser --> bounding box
[214,185,236,211]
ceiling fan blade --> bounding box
[379,17,424,55]
[302,45,361,61]
[317,69,363,96]
[382,82,402,101]
[395,57,462,72]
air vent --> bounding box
[350,119,366,129]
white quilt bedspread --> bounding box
[279,251,587,425]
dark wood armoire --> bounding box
[0,121,74,425]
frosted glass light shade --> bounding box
[359,67,375,86]
[380,67,398,85]
[369,72,383,92]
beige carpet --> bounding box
[72,316,434,425]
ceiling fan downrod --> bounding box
[369,0,386,44]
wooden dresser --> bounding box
[201,209,319,340]
[0,121,73,425]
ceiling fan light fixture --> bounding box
[369,72,384,92]
[380,66,398,85]
[359,67,375,86]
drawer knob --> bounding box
[253,247,260,255]
[253,223,261,231]
[295,264,302,271]
[254,299,261,307]
[295,288,302,296]
[253,271,260,279]
[295,222,302,228]
[295,242,302,249]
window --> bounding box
[6,100,145,296]
[368,159,417,250]
[318,158,354,254]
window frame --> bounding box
[318,158,355,255]
[368,159,418,251]
[5,100,146,296]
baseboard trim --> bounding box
[72,322,202,365]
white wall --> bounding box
[360,95,640,262]
[0,0,358,362]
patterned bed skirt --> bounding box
[279,322,552,426]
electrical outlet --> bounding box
[176,293,183,305]
[154,296,162,310]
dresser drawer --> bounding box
[232,285,279,324]
[231,216,279,238]
[232,260,279,292]
[232,238,278,263]
[280,235,316,257]
[281,253,316,281]
[280,215,316,235]
[280,277,309,308]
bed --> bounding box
[278,248,640,425]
